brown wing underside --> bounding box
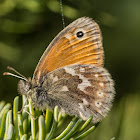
[45,64,114,123]
[33,17,104,83]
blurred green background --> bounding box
[0,0,140,139]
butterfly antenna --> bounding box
[7,66,26,78]
[60,0,65,28]
[3,66,28,81]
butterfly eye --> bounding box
[76,31,84,38]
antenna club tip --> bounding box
[7,66,12,70]
[3,72,8,75]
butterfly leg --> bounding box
[18,97,28,114]
[42,109,46,117]
[24,108,38,120]
[18,103,38,120]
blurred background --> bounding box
[0,0,140,139]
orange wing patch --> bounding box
[33,17,104,83]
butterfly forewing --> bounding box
[33,17,104,83]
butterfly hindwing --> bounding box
[32,64,114,123]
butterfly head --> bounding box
[18,78,32,96]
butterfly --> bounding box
[4,17,115,124]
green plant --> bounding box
[0,95,95,140]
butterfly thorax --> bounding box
[18,77,53,110]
